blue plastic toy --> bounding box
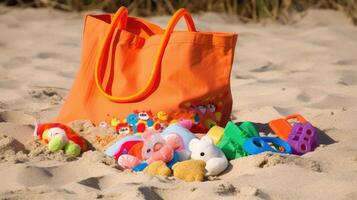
[243,137,292,155]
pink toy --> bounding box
[141,130,180,164]
[117,154,141,169]
[117,130,181,169]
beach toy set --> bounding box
[99,120,230,181]
[204,114,318,161]
[100,121,226,181]
[97,113,318,181]
[35,6,322,181]
[32,113,318,181]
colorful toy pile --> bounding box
[204,114,318,160]
[269,114,318,155]
[33,113,319,182]
[104,120,230,181]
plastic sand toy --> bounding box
[287,122,318,155]
[243,137,292,155]
[215,121,259,160]
[269,114,307,140]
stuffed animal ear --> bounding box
[201,135,213,145]
[189,138,199,151]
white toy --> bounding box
[189,135,228,176]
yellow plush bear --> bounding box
[172,160,206,182]
[144,161,172,177]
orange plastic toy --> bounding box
[56,6,238,129]
[269,114,307,140]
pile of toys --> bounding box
[33,114,318,182]
[103,114,318,181]
[206,114,318,160]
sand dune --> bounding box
[0,6,357,200]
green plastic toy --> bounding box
[216,121,259,160]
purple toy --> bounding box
[287,122,318,155]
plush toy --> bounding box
[161,121,197,161]
[34,123,87,150]
[172,160,206,182]
[42,127,81,156]
[141,130,179,164]
[144,160,172,177]
[117,130,181,169]
[189,135,228,176]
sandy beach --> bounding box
[0,6,357,199]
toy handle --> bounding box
[94,7,196,102]
[285,114,307,124]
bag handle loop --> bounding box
[94,7,196,102]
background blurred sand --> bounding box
[0,6,357,200]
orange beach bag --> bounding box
[57,7,238,130]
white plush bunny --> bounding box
[189,135,228,176]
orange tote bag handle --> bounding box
[94,7,197,103]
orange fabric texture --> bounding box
[57,7,238,128]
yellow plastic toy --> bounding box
[207,125,224,145]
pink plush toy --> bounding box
[118,130,181,169]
